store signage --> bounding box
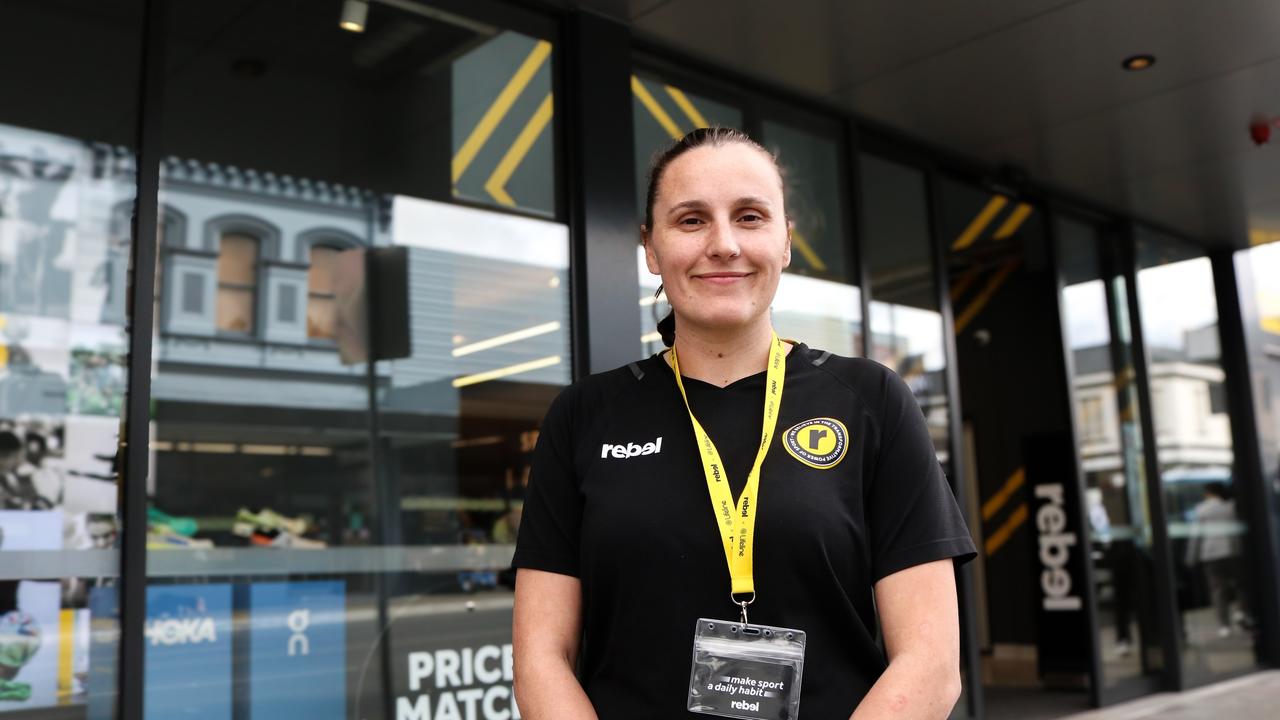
[249,581,346,720]
[363,598,518,720]
[145,584,233,720]
[1026,436,1093,676]
[1035,483,1082,611]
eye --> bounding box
[737,211,765,223]
[678,215,705,227]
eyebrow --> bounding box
[665,196,775,216]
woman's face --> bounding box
[644,143,791,336]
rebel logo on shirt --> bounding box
[783,418,848,469]
[600,437,663,459]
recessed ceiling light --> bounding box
[339,0,368,33]
[1122,54,1155,71]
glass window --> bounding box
[862,154,972,712]
[215,233,258,334]
[452,33,557,217]
[1057,216,1163,691]
[150,2,565,717]
[0,1,141,718]
[631,72,744,355]
[307,245,339,340]
[1135,233,1258,681]
[762,119,861,357]
[861,155,949,462]
[1234,240,1280,555]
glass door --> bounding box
[1133,232,1260,685]
[1056,216,1164,703]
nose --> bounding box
[704,217,740,260]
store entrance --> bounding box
[941,181,1099,720]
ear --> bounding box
[782,220,794,269]
[642,226,662,276]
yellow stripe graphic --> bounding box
[790,229,827,272]
[985,502,1029,556]
[993,203,1034,240]
[982,467,1026,522]
[58,609,74,701]
[952,195,1009,251]
[954,259,1020,334]
[484,93,554,206]
[632,75,683,139]
[665,85,709,129]
[452,40,552,184]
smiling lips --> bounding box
[693,271,752,285]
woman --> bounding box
[512,127,975,719]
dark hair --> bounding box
[1205,481,1230,500]
[642,127,786,347]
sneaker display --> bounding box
[0,679,32,702]
[0,612,40,680]
[235,507,307,537]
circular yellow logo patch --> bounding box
[783,418,848,469]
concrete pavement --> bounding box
[1060,670,1280,720]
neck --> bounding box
[670,317,781,387]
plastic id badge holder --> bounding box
[688,618,806,720]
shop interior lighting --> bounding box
[641,331,662,344]
[452,355,561,388]
[339,0,368,32]
[451,321,561,357]
[1122,54,1155,71]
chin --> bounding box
[683,308,759,332]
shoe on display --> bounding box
[0,612,40,681]
[235,507,307,537]
[147,506,198,537]
[0,679,32,702]
[269,531,326,549]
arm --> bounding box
[512,568,598,720]
[851,559,962,720]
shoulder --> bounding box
[796,346,907,411]
[544,355,665,423]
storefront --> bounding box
[1,1,1278,719]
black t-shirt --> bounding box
[512,344,976,719]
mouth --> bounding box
[693,271,752,285]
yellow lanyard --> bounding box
[669,333,787,606]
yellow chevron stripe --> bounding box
[484,93,554,207]
[993,203,1034,240]
[452,40,552,184]
[665,85,709,129]
[982,467,1026,522]
[954,259,1020,334]
[790,229,828,272]
[1263,316,1280,334]
[985,502,1029,556]
[952,195,1009,251]
[632,75,683,139]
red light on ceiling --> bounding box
[1122,54,1156,71]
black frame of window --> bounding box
[104,1,1280,718]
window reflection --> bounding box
[0,0,142,714]
[215,233,258,334]
[860,154,949,460]
[307,245,339,340]
[1235,241,1280,536]
[1058,217,1162,688]
[1135,237,1257,679]
[144,1,565,717]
